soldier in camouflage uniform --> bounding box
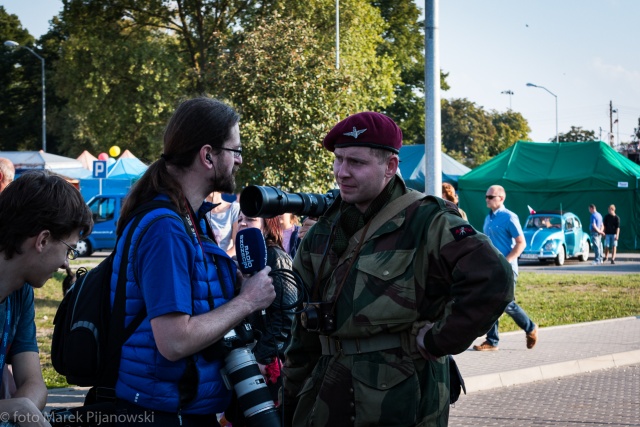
[281,112,514,426]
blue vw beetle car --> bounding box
[519,211,591,266]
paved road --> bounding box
[518,251,640,275]
[50,368,640,427]
[519,259,640,275]
[450,365,640,427]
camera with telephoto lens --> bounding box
[216,322,281,427]
[300,301,336,334]
[240,185,340,218]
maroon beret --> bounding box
[322,112,403,153]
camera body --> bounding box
[300,301,336,334]
[240,185,339,218]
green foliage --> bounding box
[557,126,597,143]
[215,4,400,192]
[99,0,243,94]
[213,15,344,192]
[53,8,184,161]
[441,98,530,167]
[374,0,434,145]
[0,6,42,151]
[441,98,496,167]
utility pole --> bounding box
[609,101,614,147]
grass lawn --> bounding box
[34,269,640,389]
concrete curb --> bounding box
[464,348,640,393]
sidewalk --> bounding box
[45,317,640,410]
[599,251,640,262]
[457,316,640,393]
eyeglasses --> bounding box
[485,195,501,200]
[57,239,79,260]
[219,147,243,159]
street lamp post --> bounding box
[526,82,558,143]
[4,40,46,152]
[501,90,514,110]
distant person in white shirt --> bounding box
[206,192,240,257]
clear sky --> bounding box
[5,0,640,144]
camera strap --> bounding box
[310,213,341,301]
[329,219,372,313]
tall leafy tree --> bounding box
[441,99,530,167]
[371,0,450,145]
[76,0,263,94]
[441,98,496,167]
[54,3,185,160]
[557,126,597,142]
[0,7,42,151]
[266,0,399,111]
[489,109,530,153]
[214,9,396,192]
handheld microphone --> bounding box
[235,227,269,321]
[235,227,268,275]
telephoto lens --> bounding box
[240,185,339,218]
[222,346,281,427]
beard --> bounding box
[213,166,238,194]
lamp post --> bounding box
[526,82,558,143]
[4,40,46,152]
[501,90,514,110]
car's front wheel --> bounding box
[577,240,590,262]
[555,246,566,266]
[75,239,92,257]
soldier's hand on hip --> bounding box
[416,321,438,361]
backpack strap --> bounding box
[100,200,188,387]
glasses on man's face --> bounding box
[219,147,242,159]
[485,195,500,200]
[57,239,79,260]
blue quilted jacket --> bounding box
[110,197,236,414]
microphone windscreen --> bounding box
[235,227,268,275]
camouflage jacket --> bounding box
[282,184,514,427]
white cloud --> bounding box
[592,57,640,95]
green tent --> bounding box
[458,141,640,250]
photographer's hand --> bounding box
[151,266,274,362]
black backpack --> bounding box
[52,200,188,388]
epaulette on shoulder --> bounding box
[423,195,463,219]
